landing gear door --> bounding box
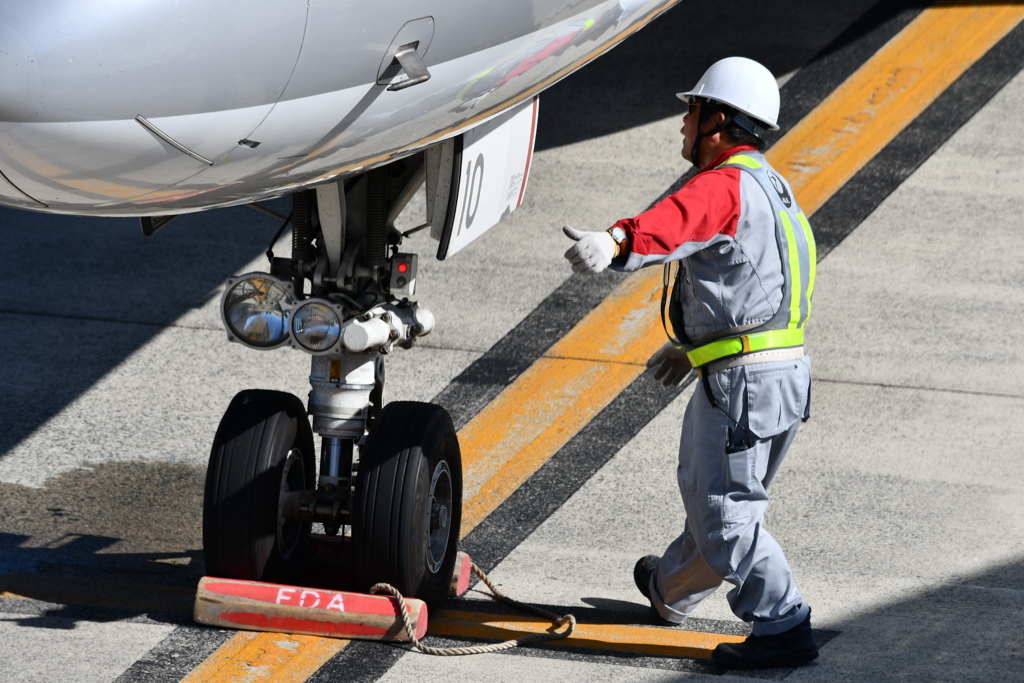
[435,96,538,261]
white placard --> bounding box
[438,96,538,259]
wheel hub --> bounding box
[277,449,306,560]
[426,460,453,573]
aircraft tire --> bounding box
[203,389,315,582]
[353,401,462,608]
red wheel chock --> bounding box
[450,549,473,597]
[193,550,474,640]
[194,576,428,641]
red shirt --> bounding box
[611,145,759,262]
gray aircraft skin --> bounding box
[0,0,679,216]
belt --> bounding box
[696,346,805,377]
[686,328,804,370]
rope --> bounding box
[370,562,576,656]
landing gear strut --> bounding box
[203,149,462,607]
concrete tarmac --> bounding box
[2,1,1023,681]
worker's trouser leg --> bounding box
[648,361,810,636]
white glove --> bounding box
[647,343,694,387]
[563,225,616,274]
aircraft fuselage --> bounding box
[0,0,678,216]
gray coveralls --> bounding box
[621,151,816,636]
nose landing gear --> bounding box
[201,152,463,608]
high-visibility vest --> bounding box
[669,152,816,368]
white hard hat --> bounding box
[677,57,780,131]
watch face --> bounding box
[609,227,626,243]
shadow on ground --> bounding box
[0,461,206,625]
[0,201,288,463]
[822,556,1024,681]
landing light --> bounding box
[222,275,293,349]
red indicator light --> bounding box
[397,263,409,273]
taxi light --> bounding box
[222,275,292,348]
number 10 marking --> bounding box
[457,153,484,236]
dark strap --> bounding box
[701,370,719,409]
[701,368,754,452]
[660,263,686,348]
[690,114,732,167]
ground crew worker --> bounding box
[563,57,818,670]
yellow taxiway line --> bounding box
[181,631,346,683]
[460,270,668,532]
[178,3,1024,679]
[771,2,1024,211]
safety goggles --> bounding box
[684,97,700,116]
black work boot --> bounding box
[633,555,659,600]
[633,555,680,626]
[712,610,818,669]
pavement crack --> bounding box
[813,376,1024,400]
[0,308,219,332]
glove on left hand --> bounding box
[647,343,694,387]
[563,225,615,274]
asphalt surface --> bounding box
[3,1,1024,681]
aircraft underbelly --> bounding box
[0,0,308,210]
[0,0,678,215]
[0,120,212,209]
[126,0,669,215]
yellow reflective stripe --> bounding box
[797,212,816,322]
[779,211,802,329]
[686,329,804,368]
[719,154,763,169]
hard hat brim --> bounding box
[675,91,780,131]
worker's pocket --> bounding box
[719,444,758,524]
[726,448,754,488]
[745,360,809,438]
[719,442,772,525]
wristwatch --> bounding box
[607,226,627,256]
